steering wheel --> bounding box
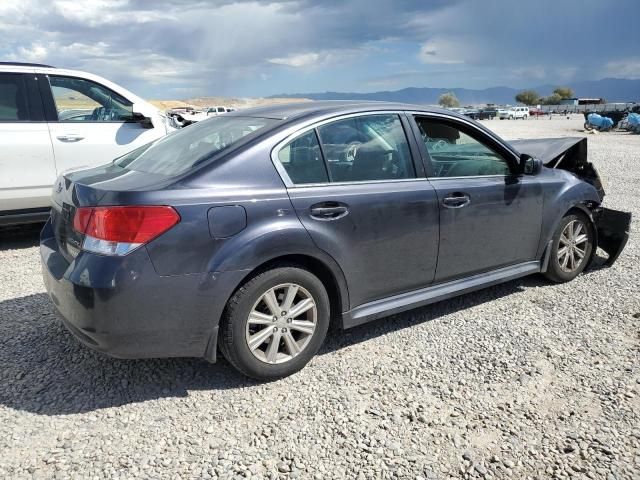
[343,141,362,162]
[431,139,449,152]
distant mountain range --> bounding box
[271,78,640,105]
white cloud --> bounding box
[418,40,466,65]
[268,52,321,68]
[604,58,640,79]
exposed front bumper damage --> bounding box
[594,207,632,266]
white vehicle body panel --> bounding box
[0,64,172,221]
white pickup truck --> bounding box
[0,62,175,225]
[499,106,529,120]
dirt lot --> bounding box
[0,115,638,479]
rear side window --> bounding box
[277,130,328,184]
[317,114,414,182]
[0,73,29,121]
[116,116,279,176]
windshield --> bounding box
[115,116,279,175]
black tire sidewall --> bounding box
[546,213,594,283]
[221,267,330,379]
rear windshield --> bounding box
[116,116,279,175]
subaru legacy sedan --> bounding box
[40,102,630,379]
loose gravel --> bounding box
[0,116,638,479]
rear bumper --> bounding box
[40,219,248,361]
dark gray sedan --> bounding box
[40,102,630,379]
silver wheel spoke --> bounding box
[574,246,586,259]
[573,222,583,238]
[288,298,315,319]
[559,234,570,245]
[248,311,274,326]
[561,250,570,268]
[569,250,575,269]
[283,331,301,356]
[248,327,274,351]
[265,331,282,363]
[557,246,569,259]
[281,285,299,311]
[262,289,281,316]
[290,320,316,335]
[574,233,588,245]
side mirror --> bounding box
[520,154,542,175]
[132,103,154,128]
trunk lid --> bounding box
[50,163,174,262]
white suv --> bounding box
[499,106,529,120]
[0,62,175,226]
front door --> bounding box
[45,75,161,175]
[412,115,543,283]
[275,113,440,309]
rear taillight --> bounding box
[73,206,180,256]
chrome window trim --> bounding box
[271,110,414,188]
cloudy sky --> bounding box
[1,0,638,99]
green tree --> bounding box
[542,93,563,105]
[515,90,540,106]
[438,92,460,108]
[553,87,574,99]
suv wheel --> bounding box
[544,213,594,283]
[219,267,330,380]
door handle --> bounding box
[56,134,85,142]
[309,202,349,220]
[442,193,471,208]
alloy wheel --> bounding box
[245,283,317,364]
[557,219,589,273]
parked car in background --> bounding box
[0,62,175,226]
[480,107,498,119]
[499,106,529,120]
[529,107,545,116]
[40,101,630,380]
[170,105,236,127]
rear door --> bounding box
[411,114,543,283]
[0,71,56,212]
[274,112,440,309]
[42,74,162,175]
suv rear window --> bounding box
[116,116,279,175]
[0,73,29,121]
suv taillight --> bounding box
[73,206,180,256]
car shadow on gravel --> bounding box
[0,257,611,416]
[0,223,43,250]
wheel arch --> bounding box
[539,201,600,269]
[223,252,349,329]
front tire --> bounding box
[219,267,330,380]
[544,213,594,283]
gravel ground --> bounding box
[0,116,638,479]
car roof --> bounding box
[225,100,455,121]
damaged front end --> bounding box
[592,207,632,266]
[510,137,632,266]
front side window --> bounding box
[0,73,29,121]
[49,76,134,122]
[317,114,414,182]
[116,115,279,176]
[415,117,511,177]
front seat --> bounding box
[350,145,394,181]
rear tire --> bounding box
[219,266,330,380]
[544,212,594,283]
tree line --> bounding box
[437,87,575,108]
